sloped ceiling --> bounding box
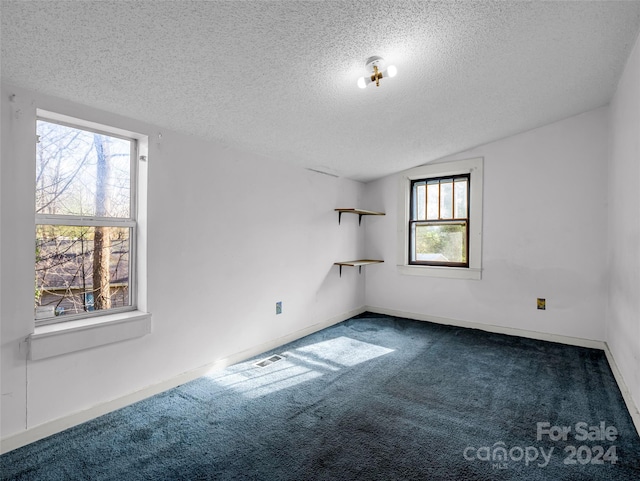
[2,1,640,182]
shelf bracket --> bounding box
[336,209,385,226]
[339,265,343,277]
[358,266,362,274]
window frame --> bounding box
[34,113,140,326]
[397,157,483,280]
[409,174,471,268]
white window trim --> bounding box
[397,157,483,280]
[30,109,150,359]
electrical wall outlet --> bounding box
[276,301,282,315]
[537,298,546,310]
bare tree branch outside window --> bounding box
[35,120,133,320]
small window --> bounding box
[410,175,470,267]
[35,117,137,324]
[397,157,483,279]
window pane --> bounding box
[413,223,467,263]
[426,182,439,220]
[454,179,468,219]
[439,180,453,219]
[414,183,426,220]
[35,225,131,318]
[36,120,131,218]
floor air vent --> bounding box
[254,354,284,368]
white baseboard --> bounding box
[365,306,605,349]
[603,343,640,437]
[366,305,640,437]
[0,307,364,454]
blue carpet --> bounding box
[2,312,640,480]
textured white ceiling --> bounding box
[2,1,640,182]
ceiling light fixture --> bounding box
[357,55,397,89]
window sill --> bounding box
[397,265,482,280]
[29,310,152,361]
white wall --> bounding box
[364,107,609,341]
[607,32,640,417]
[0,84,366,441]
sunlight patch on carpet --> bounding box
[294,336,394,367]
[208,336,394,398]
[210,364,322,398]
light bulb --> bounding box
[357,77,367,89]
[387,65,397,78]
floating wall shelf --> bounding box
[335,208,385,225]
[334,208,385,277]
[334,260,384,277]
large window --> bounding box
[35,117,137,324]
[410,174,470,267]
[397,157,483,279]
